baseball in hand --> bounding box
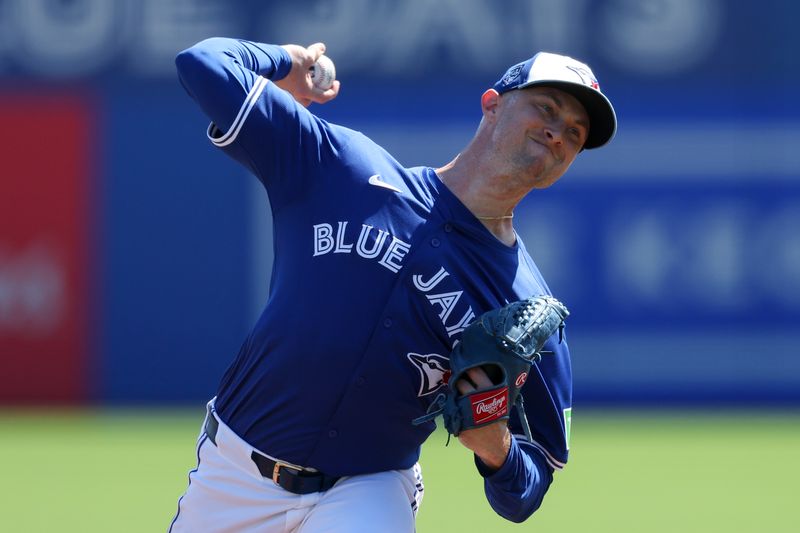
[310,55,336,90]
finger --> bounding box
[311,80,341,103]
[307,42,327,62]
[466,367,494,389]
[455,377,475,396]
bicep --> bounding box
[208,82,346,207]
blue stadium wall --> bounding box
[0,0,797,405]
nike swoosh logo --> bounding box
[368,174,403,193]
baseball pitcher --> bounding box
[169,36,616,532]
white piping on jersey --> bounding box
[515,434,566,471]
[207,75,269,147]
[411,462,424,517]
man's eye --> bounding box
[540,103,553,114]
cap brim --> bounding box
[518,80,617,149]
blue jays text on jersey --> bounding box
[176,38,573,522]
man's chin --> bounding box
[531,169,566,190]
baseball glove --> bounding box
[412,295,569,440]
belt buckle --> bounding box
[272,461,300,485]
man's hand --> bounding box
[455,367,512,471]
[276,42,340,107]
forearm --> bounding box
[474,437,553,523]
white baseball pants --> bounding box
[169,404,423,532]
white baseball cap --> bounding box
[493,52,617,149]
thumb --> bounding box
[307,42,327,62]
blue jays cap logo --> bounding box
[566,65,600,90]
[499,63,524,88]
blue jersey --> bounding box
[176,38,573,522]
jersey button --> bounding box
[328,429,338,438]
[383,318,393,328]
[444,223,453,233]
[430,238,440,247]
[356,376,366,386]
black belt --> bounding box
[204,409,341,495]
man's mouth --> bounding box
[530,136,560,162]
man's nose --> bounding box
[544,125,563,145]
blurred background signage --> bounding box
[1,0,797,404]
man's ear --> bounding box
[481,89,501,119]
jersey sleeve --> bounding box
[510,335,573,470]
[175,37,343,208]
[473,437,554,522]
[475,334,572,522]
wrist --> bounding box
[475,430,511,471]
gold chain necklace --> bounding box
[476,213,514,220]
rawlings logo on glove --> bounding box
[412,295,569,440]
[472,390,508,422]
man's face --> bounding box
[490,86,590,188]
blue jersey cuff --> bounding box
[272,46,293,81]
